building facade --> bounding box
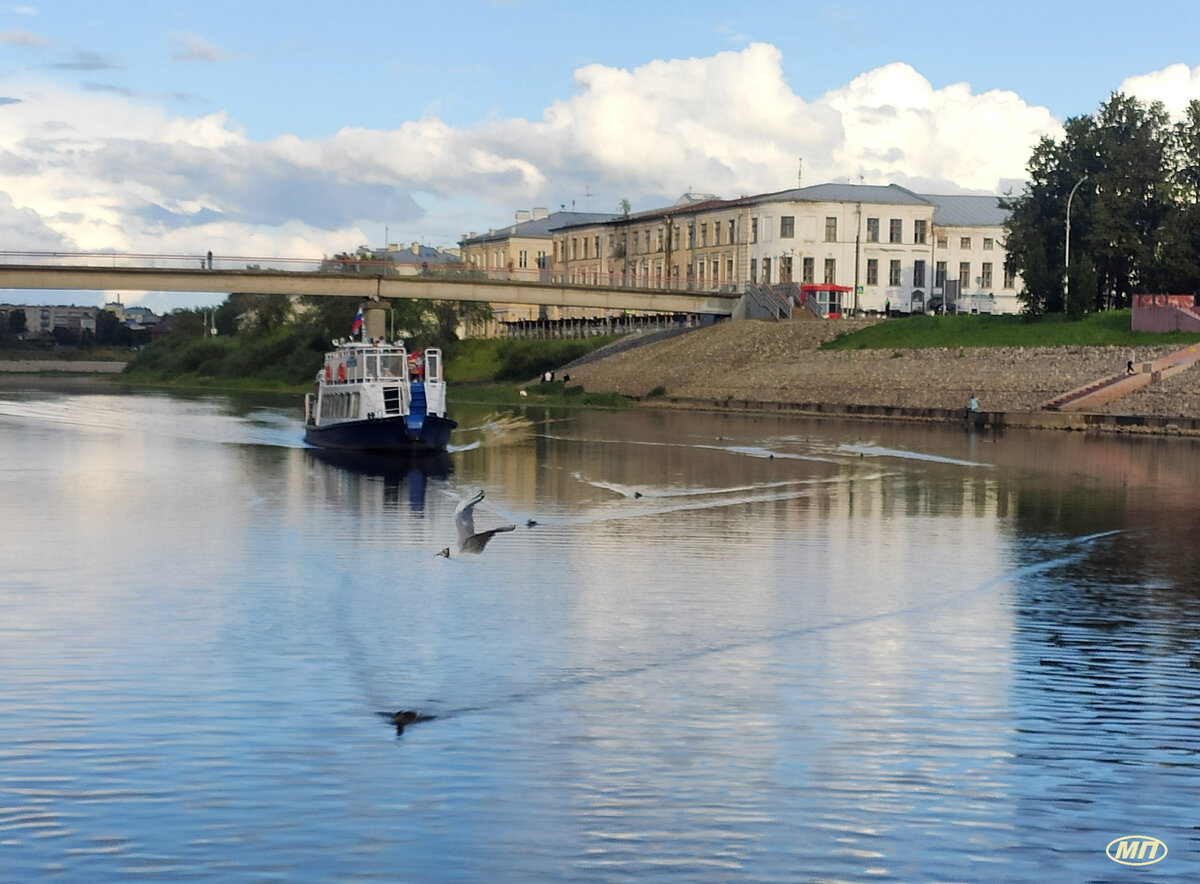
[460,209,615,329]
[547,183,1021,316]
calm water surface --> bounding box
[1,382,1199,881]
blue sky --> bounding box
[4,0,1200,310]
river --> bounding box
[1,382,1198,881]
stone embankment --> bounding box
[561,319,1200,432]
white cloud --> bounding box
[1119,63,1200,117]
[169,32,230,64]
[11,42,1196,291]
[1,28,48,47]
[824,63,1061,192]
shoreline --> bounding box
[562,319,1200,437]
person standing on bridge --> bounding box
[1127,349,1135,375]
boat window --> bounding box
[424,349,441,382]
[366,354,378,378]
[380,353,402,377]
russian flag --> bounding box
[350,307,363,336]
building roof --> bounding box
[462,211,617,245]
[922,193,1009,227]
[753,182,933,207]
[382,244,461,265]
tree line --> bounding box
[1004,93,1200,318]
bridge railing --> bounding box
[0,250,746,297]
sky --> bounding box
[4,0,1200,311]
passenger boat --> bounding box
[303,338,456,452]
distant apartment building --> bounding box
[371,242,462,274]
[2,303,99,336]
[104,302,160,329]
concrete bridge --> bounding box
[0,257,740,317]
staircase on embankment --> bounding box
[1039,342,1200,411]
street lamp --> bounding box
[1065,175,1088,304]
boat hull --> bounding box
[304,414,457,453]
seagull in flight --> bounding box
[438,488,516,556]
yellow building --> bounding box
[460,209,615,331]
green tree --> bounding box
[8,308,26,335]
[1004,92,1192,315]
[1066,253,1098,320]
[95,309,133,347]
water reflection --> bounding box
[305,448,452,511]
[3,388,1200,880]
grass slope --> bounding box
[822,310,1200,351]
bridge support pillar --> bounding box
[363,302,389,341]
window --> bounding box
[536,250,547,269]
[889,219,902,243]
[825,217,837,242]
[823,258,836,284]
[866,218,879,242]
[936,235,949,249]
[751,217,758,243]
[780,216,795,238]
[914,260,926,288]
[802,257,814,284]
[960,237,972,250]
[914,220,927,244]
[632,232,638,254]
[518,249,528,269]
[701,223,708,247]
[750,258,757,283]
[981,262,993,288]
[728,220,735,243]
[889,260,902,286]
[656,228,664,251]
[594,235,600,257]
[687,224,694,248]
[959,262,971,290]
[983,236,994,250]
[866,258,878,286]
[713,223,721,246]
[780,256,792,282]
[1004,262,1016,289]
[935,261,947,288]
[571,238,578,260]
[762,257,771,283]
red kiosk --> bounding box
[800,284,855,318]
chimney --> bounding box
[411,242,420,255]
[515,210,531,223]
[532,207,548,221]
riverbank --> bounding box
[0,360,127,373]
[560,318,1200,433]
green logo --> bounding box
[1106,835,1167,866]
